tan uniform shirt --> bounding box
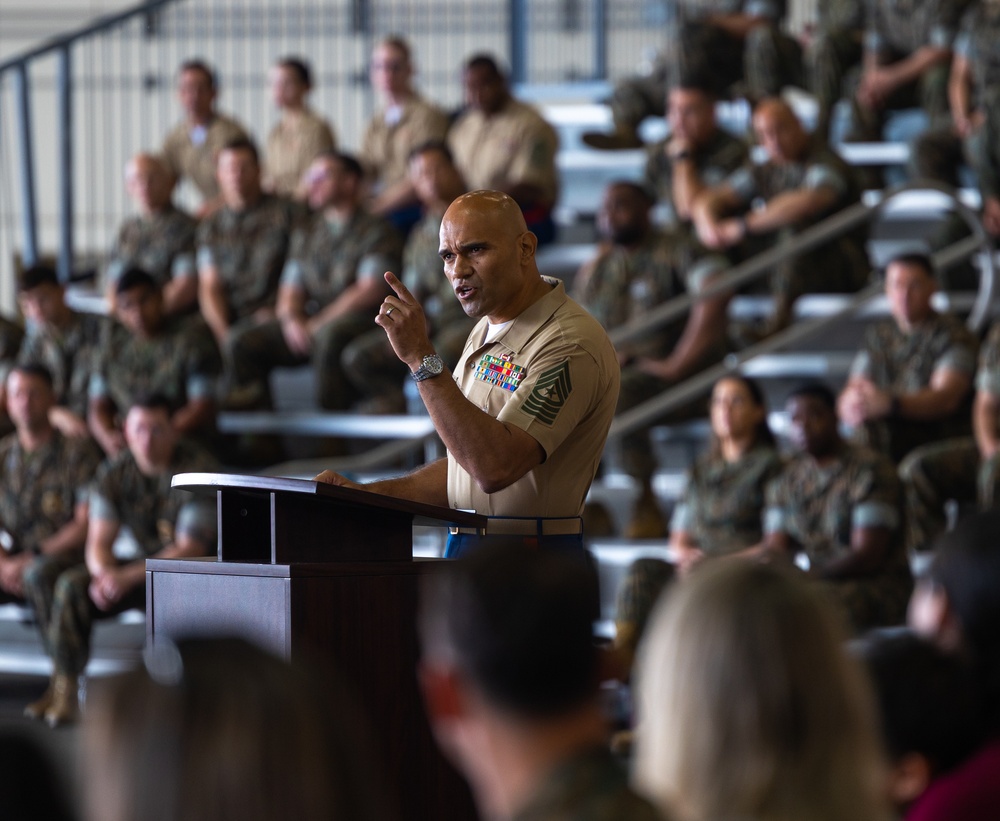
[161,113,249,200]
[263,108,336,198]
[360,94,450,189]
[447,278,620,517]
[448,99,560,206]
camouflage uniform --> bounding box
[846,0,966,141]
[914,2,1000,188]
[17,310,108,419]
[161,113,249,201]
[847,311,978,463]
[196,194,298,325]
[511,746,662,821]
[591,229,729,484]
[613,557,675,667]
[900,320,1000,552]
[23,439,218,678]
[341,208,474,412]
[0,431,99,604]
[229,208,401,410]
[724,138,869,311]
[105,205,197,295]
[0,316,25,431]
[262,108,336,199]
[805,0,865,136]
[644,128,749,226]
[606,0,800,133]
[764,442,912,632]
[670,443,784,554]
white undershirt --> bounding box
[484,320,513,344]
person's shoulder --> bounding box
[211,111,249,139]
[171,438,220,474]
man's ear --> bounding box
[518,230,538,263]
[887,751,933,809]
[418,661,467,723]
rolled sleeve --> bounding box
[803,163,847,195]
[763,505,787,535]
[357,253,394,282]
[724,167,757,203]
[849,350,872,379]
[171,252,196,279]
[928,23,955,50]
[196,246,215,270]
[670,501,693,533]
[852,500,899,531]
[935,344,977,376]
[88,372,108,401]
[745,0,779,20]
[89,490,120,524]
[186,373,219,402]
[279,259,306,289]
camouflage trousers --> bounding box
[341,318,474,412]
[613,557,675,664]
[899,436,1000,553]
[816,570,912,635]
[911,122,986,188]
[22,555,144,678]
[229,313,375,411]
[609,23,802,130]
[805,27,863,137]
[844,61,951,142]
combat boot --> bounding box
[44,673,79,728]
[23,677,55,720]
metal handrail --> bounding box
[0,0,179,73]
[610,180,997,351]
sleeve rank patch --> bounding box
[522,361,572,425]
[475,353,526,392]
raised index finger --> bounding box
[384,271,417,306]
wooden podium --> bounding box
[146,473,486,821]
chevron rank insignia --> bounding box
[522,361,572,424]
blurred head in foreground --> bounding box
[633,560,890,821]
[83,636,385,821]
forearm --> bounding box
[88,400,121,454]
[85,520,120,576]
[812,528,889,580]
[359,458,451,507]
[199,276,231,343]
[172,398,216,435]
[707,12,767,39]
[162,276,199,316]
[38,506,89,557]
[895,377,970,421]
[417,372,543,494]
[745,188,837,234]
[949,58,972,124]
[307,281,385,332]
[974,392,1000,457]
[672,159,708,222]
[878,47,951,94]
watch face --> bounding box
[424,355,444,374]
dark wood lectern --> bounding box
[146,473,486,821]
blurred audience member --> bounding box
[692,98,868,336]
[900,319,1000,553]
[644,76,749,226]
[229,151,401,411]
[84,637,388,821]
[419,543,662,821]
[24,394,217,727]
[575,180,729,538]
[858,630,985,817]
[804,0,864,138]
[262,56,336,200]
[89,269,221,458]
[343,141,472,414]
[0,313,25,436]
[161,59,249,216]
[838,253,977,464]
[846,0,963,143]
[106,153,198,316]
[633,560,890,821]
[361,37,450,231]
[449,54,560,244]
[758,383,911,632]
[17,265,107,440]
[0,365,97,604]
[196,137,297,388]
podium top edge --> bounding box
[171,472,486,527]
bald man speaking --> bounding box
[317,190,620,556]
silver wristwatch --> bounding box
[411,353,445,382]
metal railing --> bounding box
[607,181,997,441]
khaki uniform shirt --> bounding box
[449,99,559,206]
[361,95,450,189]
[263,108,336,198]
[161,113,249,200]
[106,205,197,289]
[0,431,99,555]
[447,278,619,517]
